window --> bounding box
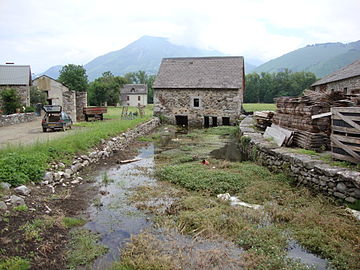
[127,96,129,101]
[131,88,135,92]
[193,98,200,107]
[343,87,348,95]
[138,96,141,101]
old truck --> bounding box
[83,107,107,121]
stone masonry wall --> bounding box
[0,113,36,127]
[239,116,360,203]
[314,76,360,94]
[76,91,87,121]
[154,88,242,126]
[62,91,76,122]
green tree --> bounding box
[0,88,21,115]
[30,86,46,106]
[58,64,88,92]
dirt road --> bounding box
[0,117,78,149]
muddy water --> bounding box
[84,144,156,270]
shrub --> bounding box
[0,88,21,115]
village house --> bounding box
[311,58,360,95]
[120,84,148,106]
[0,64,31,107]
[153,56,245,127]
[33,75,87,122]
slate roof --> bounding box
[0,65,32,85]
[153,56,244,89]
[312,58,360,86]
[120,84,148,94]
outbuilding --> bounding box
[120,84,148,106]
[153,56,245,127]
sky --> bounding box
[1,0,359,74]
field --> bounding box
[243,103,276,112]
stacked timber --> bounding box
[253,111,274,130]
[273,90,348,151]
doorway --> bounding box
[204,116,209,128]
[222,117,230,126]
[175,115,188,126]
[212,117,217,127]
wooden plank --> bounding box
[311,112,332,119]
[331,152,359,164]
[332,107,360,113]
[331,135,360,162]
[332,111,360,131]
[331,134,360,145]
[332,125,360,134]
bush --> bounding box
[24,106,35,113]
[0,88,21,115]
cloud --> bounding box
[0,0,359,73]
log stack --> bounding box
[253,111,274,130]
[272,90,347,151]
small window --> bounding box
[138,96,141,101]
[343,87,348,94]
[193,98,200,107]
[127,96,129,101]
[131,88,135,92]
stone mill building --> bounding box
[153,56,245,127]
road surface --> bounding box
[0,117,78,149]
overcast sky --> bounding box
[1,0,359,73]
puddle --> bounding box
[210,139,244,161]
[84,144,156,270]
[287,240,334,270]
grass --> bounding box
[61,217,86,228]
[104,105,154,120]
[0,109,152,186]
[20,218,55,242]
[243,103,276,112]
[0,256,30,270]
[13,205,28,212]
[144,127,360,270]
[67,229,108,269]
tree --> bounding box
[0,88,21,115]
[58,64,88,92]
[30,86,46,106]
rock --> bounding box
[10,195,25,206]
[352,188,360,199]
[53,173,61,181]
[80,155,90,161]
[77,177,83,181]
[345,196,356,203]
[43,172,54,182]
[336,182,347,193]
[82,160,90,167]
[58,171,64,176]
[71,179,80,185]
[333,192,346,199]
[89,151,97,158]
[14,185,31,196]
[65,168,73,175]
[0,201,7,211]
[71,163,82,173]
[0,182,11,190]
[58,162,65,168]
[63,173,71,179]
[40,181,49,186]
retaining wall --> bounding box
[0,113,36,127]
[239,116,360,203]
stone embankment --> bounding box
[0,112,36,127]
[239,116,360,204]
[0,118,160,211]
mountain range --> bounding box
[253,40,360,77]
[38,36,360,81]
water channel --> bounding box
[81,128,334,270]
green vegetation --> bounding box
[13,205,28,212]
[0,256,30,270]
[20,218,54,242]
[62,217,86,228]
[243,103,276,112]
[29,86,46,107]
[0,114,151,186]
[0,88,21,115]
[245,70,317,103]
[58,64,88,92]
[67,229,108,269]
[126,127,360,270]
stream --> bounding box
[81,129,334,270]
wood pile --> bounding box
[272,90,349,151]
[253,111,274,130]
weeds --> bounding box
[61,217,86,228]
[20,218,54,242]
[13,205,28,212]
[67,229,108,269]
[0,256,30,270]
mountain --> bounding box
[36,65,63,79]
[38,36,258,81]
[253,41,360,78]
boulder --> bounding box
[10,195,25,206]
[14,185,31,196]
[0,201,7,211]
[43,172,54,182]
[0,182,11,190]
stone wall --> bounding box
[0,85,30,107]
[40,118,160,186]
[239,116,360,203]
[313,76,360,94]
[154,88,242,126]
[33,77,69,106]
[62,91,76,122]
[0,113,36,127]
[76,91,87,121]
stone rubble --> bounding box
[14,185,31,196]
